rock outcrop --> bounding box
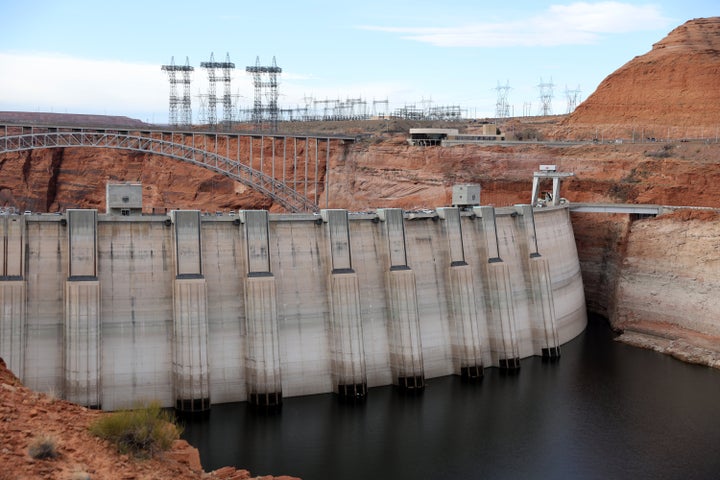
[607,210,720,365]
[0,357,300,479]
[556,17,720,140]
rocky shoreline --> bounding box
[0,358,300,480]
[616,322,720,370]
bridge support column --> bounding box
[378,209,424,393]
[475,207,520,371]
[437,207,484,381]
[322,209,367,401]
[515,205,560,359]
[171,211,210,413]
[241,210,282,409]
[64,210,101,408]
[0,214,26,378]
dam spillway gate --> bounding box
[0,205,586,411]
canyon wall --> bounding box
[613,210,720,336]
[556,17,720,140]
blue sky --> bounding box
[0,1,716,123]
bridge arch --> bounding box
[0,126,355,212]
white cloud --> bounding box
[0,52,169,120]
[360,2,670,47]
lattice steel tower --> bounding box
[246,56,282,130]
[162,56,194,126]
[247,57,263,124]
[201,53,218,126]
[495,80,511,118]
[537,77,555,116]
[220,53,235,124]
[267,56,281,128]
[201,52,235,127]
[565,85,582,114]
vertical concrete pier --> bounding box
[171,210,210,412]
[0,214,26,377]
[515,205,561,359]
[377,208,424,392]
[241,210,283,408]
[65,209,101,407]
[475,206,520,371]
[437,207,484,380]
[322,209,367,400]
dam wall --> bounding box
[1,205,586,410]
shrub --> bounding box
[69,472,91,480]
[89,401,182,458]
[644,149,671,158]
[28,434,59,460]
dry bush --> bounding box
[89,401,181,458]
[28,434,59,460]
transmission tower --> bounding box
[372,98,389,117]
[522,101,532,117]
[565,85,582,113]
[494,80,511,118]
[196,90,208,124]
[201,52,235,127]
[302,95,315,120]
[220,53,235,124]
[267,56,281,129]
[537,77,555,116]
[162,56,194,126]
[200,53,218,126]
[246,56,282,130]
[247,57,263,123]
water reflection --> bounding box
[182,317,720,479]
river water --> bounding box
[182,316,720,479]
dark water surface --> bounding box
[182,317,720,479]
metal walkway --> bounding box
[0,123,357,213]
[568,203,664,215]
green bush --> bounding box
[28,434,59,460]
[89,401,182,458]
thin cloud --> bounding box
[359,2,671,47]
[0,52,167,117]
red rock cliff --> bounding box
[557,17,720,140]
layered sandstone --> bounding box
[556,17,720,140]
[0,147,274,213]
[329,138,720,210]
[607,210,720,366]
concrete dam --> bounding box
[0,204,586,411]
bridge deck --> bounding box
[0,122,358,142]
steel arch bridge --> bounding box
[0,124,357,213]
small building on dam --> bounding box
[0,202,586,411]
